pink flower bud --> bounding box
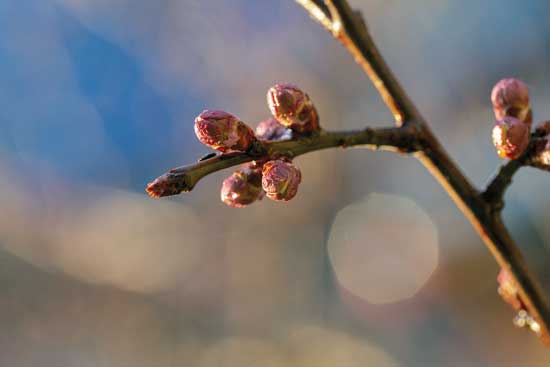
[497,269,524,311]
[491,78,530,123]
[255,118,292,141]
[267,83,320,134]
[194,110,256,152]
[261,160,301,201]
[492,116,530,159]
[220,164,264,208]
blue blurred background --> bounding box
[1,0,550,365]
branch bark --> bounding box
[146,126,419,198]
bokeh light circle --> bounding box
[328,192,439,304]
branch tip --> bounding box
[146,172,190,198]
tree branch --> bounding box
[295,0,550,344]
[146,126,419,198]
[146,0,550,345]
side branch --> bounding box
[482,159,523,212]
[483,136,550,212]
[146,126,418,198]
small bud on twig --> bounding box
[220,163,264,208]
[497,269,524,311]
[491,78,531,124]
[267,83,320,134]
[492,116,530,160]
[146,171,186,198]
[255,118,293,141]
[497,270,541,335]
[194,110,256,152]
[261,159,301,201]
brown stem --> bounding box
[481,136,548,211]
[146,126,419,198]
[296,0,550,344]
[482,159,523,212]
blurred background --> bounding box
[1,0,550,365]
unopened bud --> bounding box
[220,164,264,208]
[261,160,301,201]
[267,83,320,134]
[497,269,523,311]
[255,118,292,141]
[491,78,530,123]
[492,116,530,159]
[194,110,256,152]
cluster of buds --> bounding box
[193,83,319,207]
[490,78,532,159]
[490,78,550,171]
[497,269,541,335]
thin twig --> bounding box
[482,136,548,212]
[482,159,523,212]
[146,126,419,197]
[295,0,550,344]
